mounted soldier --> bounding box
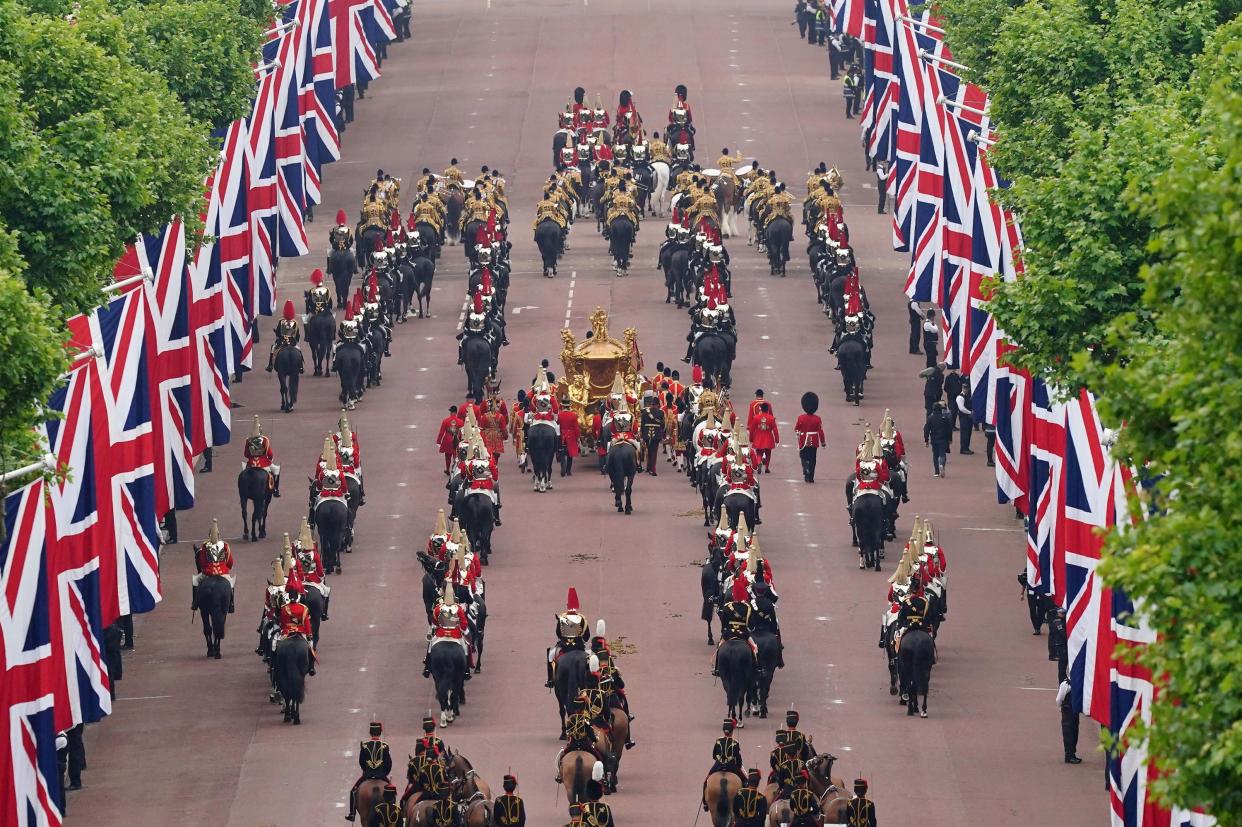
[191,518,234,613]
[713,576,758,677]
[546,587,588,688]
[266,300,302,374]
[399,715,450,810]
[847,777,878,827]
[346,721,392,822]
[878,408,910,505]
[242,415,281,498]
[423,578,472,677]
[306,268,333,315]
[334,411,364,504]
[668,84,695,157]
[331,208,355,252]
[702,717,746,809]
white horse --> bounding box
[651,160,671,216]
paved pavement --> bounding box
[70,1,1107,824]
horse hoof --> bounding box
[624,507,632,514]
[293,715,301,725]
[214,650,222,660]
[907,707,917,716]
[735,719,744,729]
[440,711,448,727]
[759,709,768,719]
[890,686,898,696]
[283,712,292,722]
[616,506,624,513]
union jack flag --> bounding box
[992,342,1030,511]
[860,0,899,167]
[1,480,64,827]
[1025,378,1067,604]
[331,0,381,89]
[358,0,396,56]
[830,0,866,36]
[891,10,944,262]
[298,0,341,205]
[270,0,311,259]
[213,119,257,377]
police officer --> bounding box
[842,68,858,118]
[1057,676,1082,764]
[1050,606,1068,678]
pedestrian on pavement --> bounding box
[863,126,874,171]
[943,367,963,424]
[956,382,975,454]
[1056,677,1083,764]
[923,400,954,477]
[795,392,825,483]
[908,300,922,354]
[982,420,997,466]
[198,447,213,473]
[104,621,123,700]
[921,309,939,368]
[875,160,889,213]
[749,402,779,473]
[340,83,355,122]
[918,362,945,414]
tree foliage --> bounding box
[938,0,1242,817]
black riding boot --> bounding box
[545,660,555,689]
[272,473,281,498]
[776,631,786,669]
[494,504,502,527]
[346,784,359,821]
[229,588,235,614]
[190,585,199,612]
[422,651,431,678]
[322,595,330,621]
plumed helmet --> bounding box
[283,300,296,321]
[731,576,749,603]
[311,268,324,287]
[336,209,347,225]
[801,391,819,414]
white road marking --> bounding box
[1019,687,1059,691]
[962,527,1024,533]
[118,695,173,701]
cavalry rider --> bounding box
[242,415,281,498]
[701,717,746,811]
[788,765,823,826]
[733,769,769,827]
[780,708,817,766]
[879,408,910,505]
[456,291,493,366]
[331,208,355,253]
[423,579,472,678]
[852,429,889,514]
[614,89,641,138]
[668,84,695,153]
[334,411,365,504]
[280,568,315,674]
[399,715,450,810]
[648,130,671,164]
[604,180,640,234]
[372,785,400,827]
[314,436,350,511]
[336,302,361,353]
[411,192,445,244]
[721,430,763,525]
[847,777,878,827]
[761,181,795,229]
[713,576,760,678]
[346,721,392,822]
[831,283,870,356]
[267,300,302,373]
[191,518,234,613]
[580,779,615,827]
[547,587,588,688]
[554,707,606,785]
[292,519,330,620]
[420,760,457,826]
[493,774,526,827]
[443,158,464,186]
[457,436,503,526]
[898,571,931,630]
[570,87,590,139]
[307,268,333,315]
[534,187,571,247]
[749,554,784,669]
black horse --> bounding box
[718,489,758,533]
[302,585,326,652]
[700,551,723,645]
[554,648,591,738]
[196,572,230,658]
[462,335,493,404]
[334,341,366,409]
[717,638,754,727]
[526,422,559,492]
[356,225,386,269]
[666,247,691,307]
[837,337,868,404]
[747,629,780,718]
[327,248,357,307]
[764,217,793,276]
[275,346,302,413]
[428,640,468,727]
[307,311,335,376]
[312,496,349,574]
[535,218,563,278]
[898,626,935,717]
[850,491,886,571]
[407,253,435,318]
[608,216,635,274]
[605,440,637,514]
[274,635,311,724]
[693,332,733,389]
[457,491,494,565]
[237,466,271,541]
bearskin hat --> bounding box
[801,391,819,414]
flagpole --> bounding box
[0,454,57,485]
[937,94,990,119]
[103,271,150,295]
[899,14,945,34]
[920,49,970,72]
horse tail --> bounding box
[713,776,731,826]
[571,756,586,804]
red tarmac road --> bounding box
[71,1,1107,824]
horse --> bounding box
[526,422,559,492]
[467,595,488,673]
[693,332,733,389]
[302,584,326,651]
[898,626,935,717]
[196,571,230,658]
[457,491,494,565]
[334,341,366,409]
[719,489,758,534]
[806,752,850,821]
[837,337,868,404]
[312,495,349,574]
[700,552,723,645]
[553,648,591,738]
[462,335,493,404]
[560,753,598,805]
[412,222,442,261]
[717,637,754,726]
[237,466,271,541]
[275,346,302,413]
[605,440,637,514]
[444,189,465,245]
[714,176,741,239]
[356,779,387,827]
[446,754,493,825]
[850,491,886,571]
[664,245,691,307]
[407,253,435,318]
[274,634,311,724]
[705,772,742,827]
[307,311,335,376]
[633,163,655,216]
[363,322,388,388]
[764,217,793,275]
[747,629,780,719]
[327,248,356,307]
[650,160,671,214]
[534,218,563,278]
[356,225,386,269]
[608,216,635,274]
[427,639,468,726]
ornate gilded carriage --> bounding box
[558,307,649,450]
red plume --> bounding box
[845,290,862,316]
[481,268,492,294]
[845,271,859,296]
[566,587,580,612]
[692,364,703,384]
[407,211,417,231]
[731,576,748,603]
[285,566,306,595]
[368,271,379,293]
[386,230,394,247]
[472,292,483,314]
[282,300,295,321]
[389,209,399,229]
[373,237,383,252]
[486,208,497,242]
[310,268,324,287]
[335,209,347,224]
[707,295,717,311]
[344,303,355,321]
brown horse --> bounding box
[606,709,630,792]
[356,779,387,827]
[560,751,599,804]
[447,754,493,826]
[713,175,743,239]
[704,772,743,827]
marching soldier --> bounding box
[493,774,526,826]
[267,300,302,373]
[346,721,391,822]
[847,777,878,827]
[794,392,825,483]
[191,518,234,613]
[732,768,768,827]
[702,717,745,810]
[242,415,281,497]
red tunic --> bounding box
[294,547,325,583]
[855,460,890,491]
[244,437,275,469]
[280,601,312,637]
[433,604,469,639]
[333,431,362,468]
[435,414,462,455]
[197,543,234,577]
[480,410,508,456]
[794,414,825,449]
[558,409,581,457]
[592,413,605,456]
[318,473,348,499]
[749,413,779,451]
